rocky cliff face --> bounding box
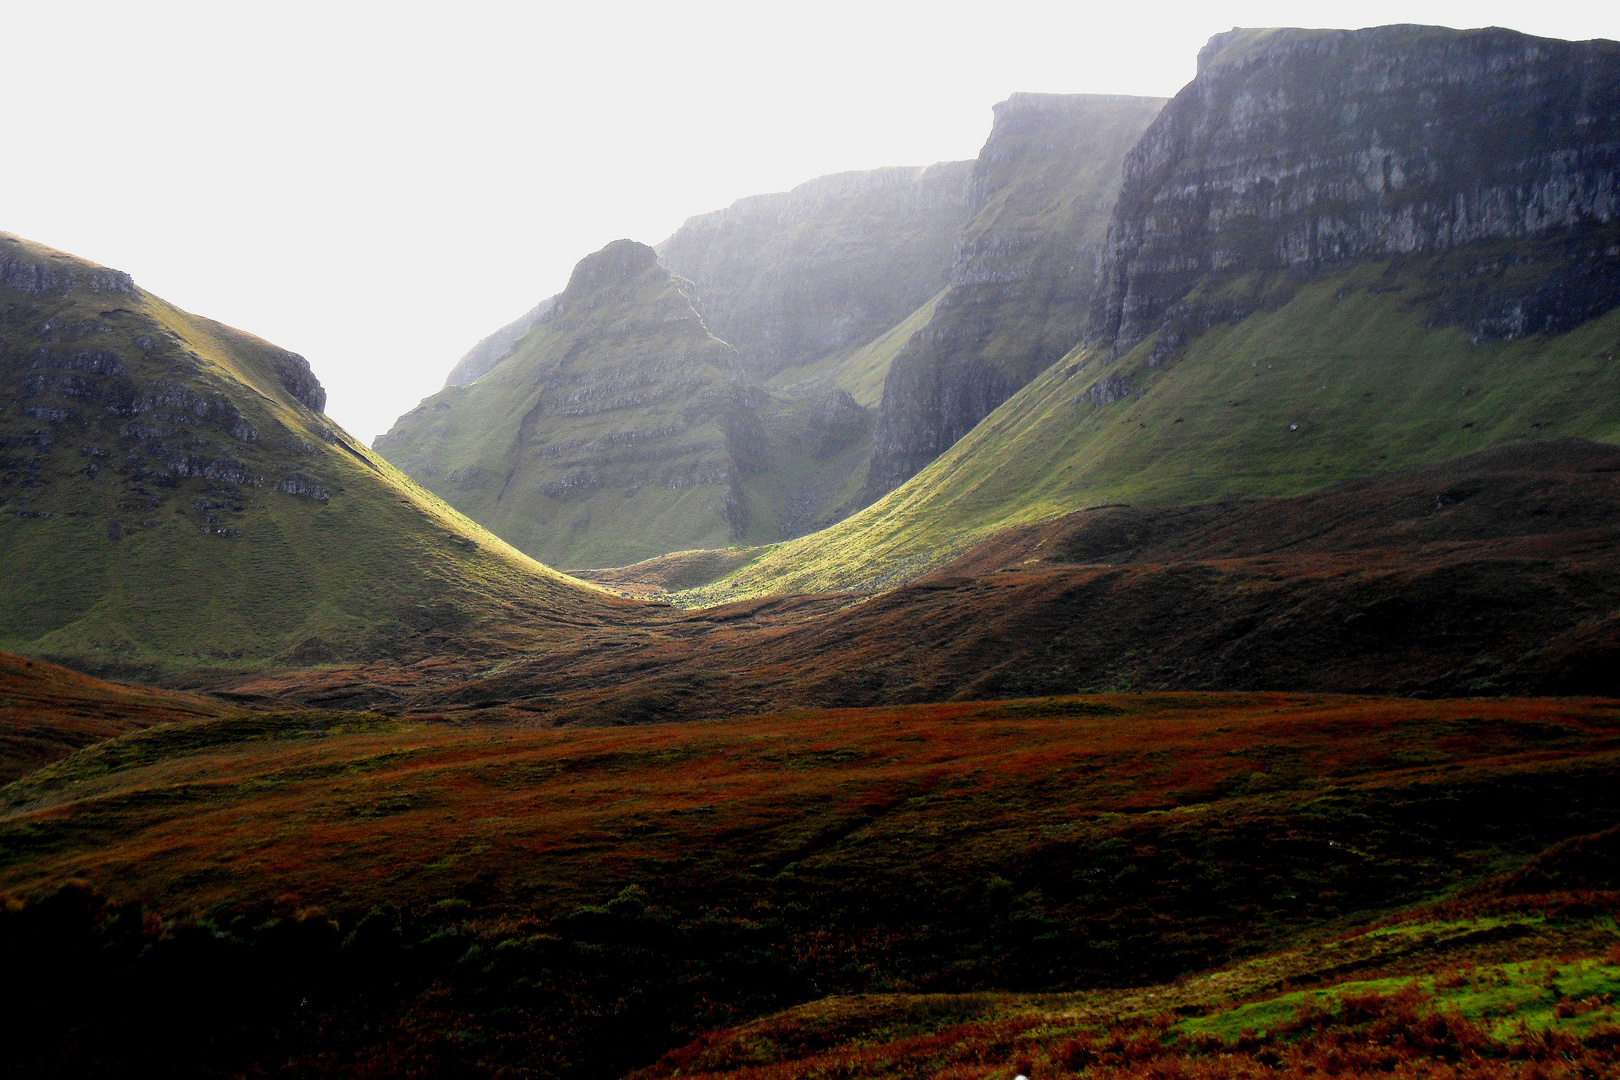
[273,349,327,412]
[657,162,974,378]
[0,249,136,297]
[860,93,1167,501]
[1093,25,1620,360]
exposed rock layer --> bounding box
[862,94,1166,501]
[1093,25,1620,358]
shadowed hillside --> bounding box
[0,653,233,782]
[0,232,630,681]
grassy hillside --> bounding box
[0,653,233,782]
[377,241,881,567]
[0,232,620,681]
[3,680,1618,1076]
[375,241,751,567]
[686,252,1620,602]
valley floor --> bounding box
[213,438,1620,720]
[1,661,1617,1077]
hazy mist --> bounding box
[6,0,1616,443]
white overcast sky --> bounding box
[5,1,1617,444]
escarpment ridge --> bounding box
[683,23,1620,602]
[861,92,1167,501]
[1093,24,1620,359]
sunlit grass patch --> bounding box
[1178,946,1620,1044]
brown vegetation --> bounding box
[3,666,1619,1077]
[228,439,1620,716]
[0,653,232,782]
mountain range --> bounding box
[3,20,1620,1080]
[374,93,1164,567]
[3,19,1614,735]
[5,22,1616,702]
[671,24,1620,600]
[375,25,1620,606]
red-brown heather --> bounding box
[640,987,1620,1080]
[7,691,1616,915]
[3,657,1618,1077]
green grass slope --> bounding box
[0,232,619,680]
[681,252,1620,602]
[377,241,882,567]
[375,241,753,568]
[642,908,1620,1078]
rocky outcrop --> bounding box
[550,240,676,316]
[0,236,347,544]
[0,251,135,297]
[804,388,868,457]
[657,163,975,378]
[274,350,327,413]
[1092,25,1620,358]
[861,94,1167,501]
[444,296,557,387]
